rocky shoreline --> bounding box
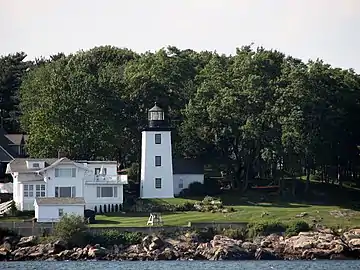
[1,229,360,261]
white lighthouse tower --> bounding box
[140,103,174,198]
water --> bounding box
[0,261,359,270]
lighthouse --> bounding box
[140,103,174,198]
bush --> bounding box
[0,227,18,239]
[194,227,217,242]
[15,210,35,217]
[89,230,143,247]
[53,214,87,247]
[187,182,205,196]
[221,228,247,240]
[285,221,311,236]
[175,202,195,211]
[247,221,287,238]
[203,178,221,196]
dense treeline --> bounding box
[1,45,360,192]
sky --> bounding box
[1,0,360,71]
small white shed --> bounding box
[172,159,204,195]
[34,197,85,223]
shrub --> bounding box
[89,230,143,246]
[53,214,87,247]
[0,227,18,239]
[285,221,310,236]
[175,202,195,211]
[194,227,217,242]
[203,178,221,196]
[187,182,205,196]
[247,221,287,238]
[221,228,247,240]
[15,210,35,217]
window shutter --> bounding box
[97,187,100,197]
[55,169,59,177]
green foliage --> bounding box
[2,44,360,194]
[0,227,18,239]
[127,163,140,182]
[187,182,205,196]
[221,228,247,240]
[247,220,311,238]
[203,178,221,196]
[193,227,217,242]
[15,210,35,217]
[285,221,311,236]
[53,214,87,247]
[89,230,143,246]
[247,221,287,238]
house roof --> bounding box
[0,128,18,162]
[77,160,117,164]
[5,134,28,145]
[6,157,115,174]
[6,158,59,173]
[36,157,89,172]
[173,158,204,175]
[35,197,86,205]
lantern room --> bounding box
[148,102,166,128]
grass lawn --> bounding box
[91,198,360,228]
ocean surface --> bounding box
[0,261,360,270]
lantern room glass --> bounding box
[148,110,164,121]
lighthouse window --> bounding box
[155,156,162,166]
[155,134,161,144]
[155,178,162,189]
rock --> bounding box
[2,241,11,251]
[150,236,164,250]
[255,248,281,260]
[17,235,38,248]
[0,247,10,261]
[53,240,67,253]
[88,246,107,258]
[196,235,251,260]
[349,238,360,248]
[296,212,308,217]
[241,241,258,251]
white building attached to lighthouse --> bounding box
[140,103,174,198]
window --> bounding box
[55,186,76,197]
[155,156,161,166]
[179,178,184,189]
[155,178,162,189]
[96,186,118,198]
[58,209,64,217]
[35,184,46,197]
[55,168,76,178]
[24,184,33,197]
[95,168,107,175]
[32,163,39,168]
[155,134,161,144]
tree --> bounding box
[0,52,32,132]
[20,46,137,160]
[53,214,87,247]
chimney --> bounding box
[57,150,67,159]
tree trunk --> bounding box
[305,166,311,193]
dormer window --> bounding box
[32,163,40,168]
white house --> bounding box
[34,197,85,223]
[140,103,204,199]
[6,157,128,217]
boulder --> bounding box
[255,248,281,260]
[17,236,38,248]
